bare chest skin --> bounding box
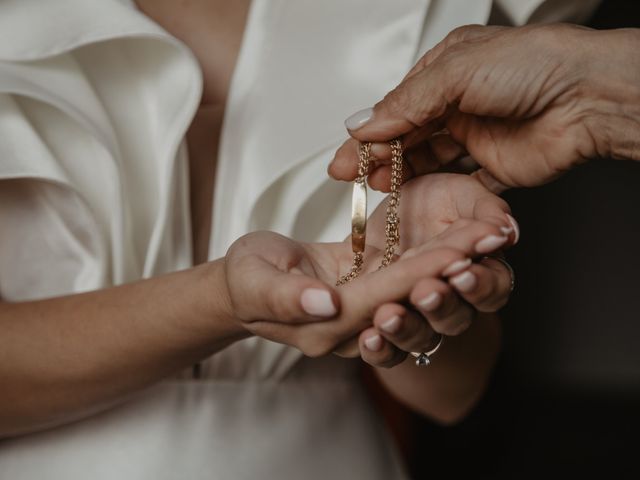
[135,0,251,264]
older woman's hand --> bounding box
[329,24,640,191]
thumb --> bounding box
[243,257,340,323]
[343,68,449,143]
[471,168,510,194]
[343,25,501,142]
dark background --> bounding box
[410,1,640,477]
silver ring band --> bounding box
[410,334,444,366]
[483,255,515,292]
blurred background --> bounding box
[393,1,640,477]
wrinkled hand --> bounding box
[330,24,640,191]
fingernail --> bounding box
[418,292,442,311]
[442,258,472,276]
[345,107,373,131]
[364,334,383,351]
[450,271,477,293]
[380,315,402,334]
[369,142,388,159]
[300,289,337,317]
[475,235,508,254]
[500,226,514,236]
[506,214,520,244]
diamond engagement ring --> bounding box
[410,334,444,366]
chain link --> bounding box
[336,139,403,285]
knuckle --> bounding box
[381,89,413,119]
[444,25,478,45]
[378,360,400,369]
[433,310,475,335]
[447,318,473,336]
[479,277,512,311]
[434,305,475,335]
[430,315,459,335]
[367,352,394,369]
[475,220,504,238]
[450,218,473,230]
[412,247,465,276]
[382,81,435,127]
[492,295,510,310]
[478,287,510,310]
[410,284,435,307]
[462,290,502,313]
[379,350,405,369]
[399,314,425,340]
[472,287,497,310]
[465,268,494,300]
[436,247,466,266]
[436,42,469,68]
[535,23,576,48]
[227,233,259,257]
[266,288,298,323]
[229,249,256,272]
[430,321,449,335]
[401,246,420,259]
[334,338,361,358]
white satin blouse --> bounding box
[0,0,600,478]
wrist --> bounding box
[197,259,251,343]
[580,28,640,161]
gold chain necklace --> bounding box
[336,139,403,285]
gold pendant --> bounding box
[336,139,403,286]
[351,175,368,254]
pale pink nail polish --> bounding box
[418,292,442,311]
[506,214,520,244]
[475,235,508,254]
[364,334,383,351]
[345,107,373,131]
[380,315,402,334]
[442,258,472,276]
[450,271,477,293]
[300,289,337,317]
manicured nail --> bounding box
[500,226,514,236]
[418,292,442,311]
[300,289,337,317]
[364,334,383,351]
[442,258,472,276]
[345,107,373,131]
[475,235,508,254]
[450,271,477,293]
[506,214,520,244]
[380,315,402,334]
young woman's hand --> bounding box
[225,231,483,358]
[226,173,517,362]
[354,173,517,367]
